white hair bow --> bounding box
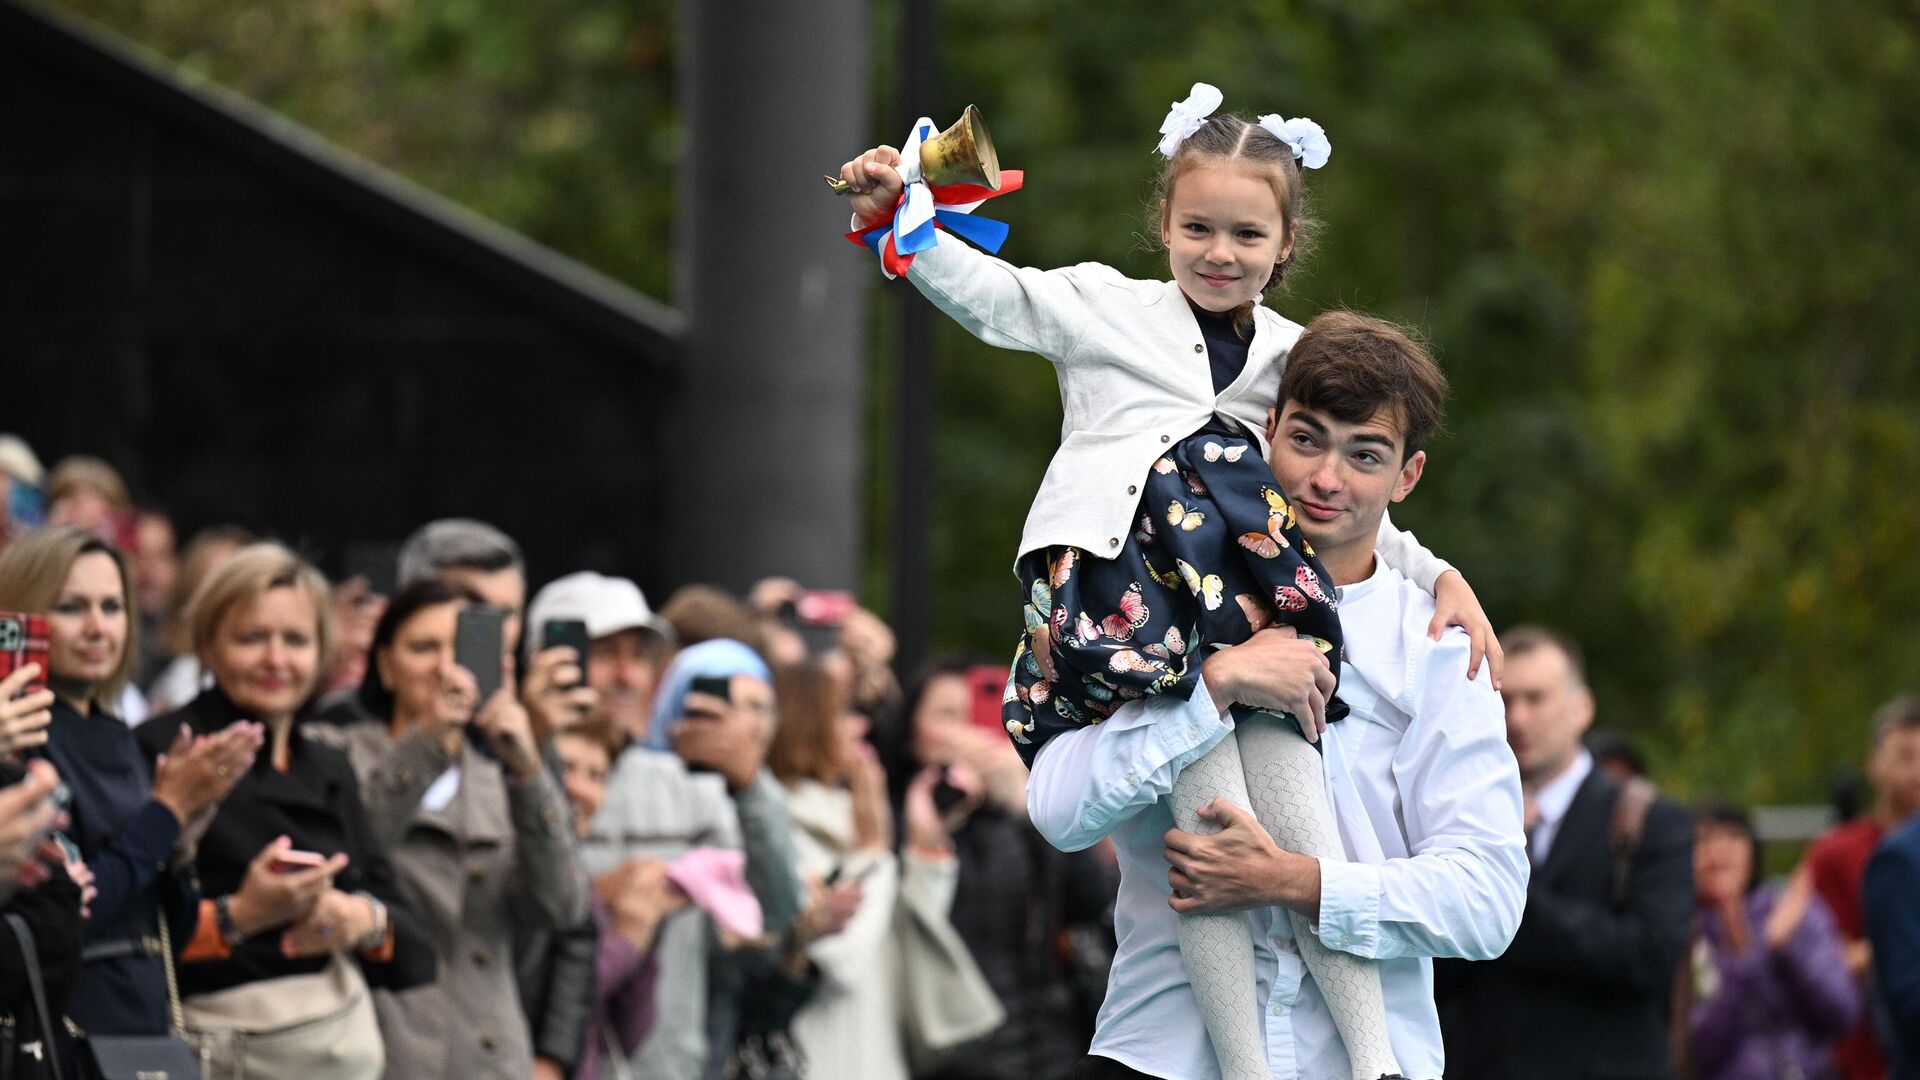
[1257,114,1331,169]
[1156,82,1224,157]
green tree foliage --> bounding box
[54,0,1920,803]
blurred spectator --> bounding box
[767,659,910,1079]
[0,526,259,1063]
[40,459,153,727]
[1863,814,1920,1078]
[396,519,526,653]
[134,543,435,1079]
[143,525,254,717]
[322,578,587,1080]
[550,712,681,1080]
[1688,801,1857,1080]
[1587,727,1649,783]
[1438,626,1694,1080]
[659,583,766,654]
[747,577,902,719]
[526,571,675,744]
[44,456,132,545]
[323,573,387,699]
[0,760,84,1076]
[894,661,1114,1080]
[0,433,47,550]
[129,509,178,688]
[1803,694,1920,1080]
[580,638,805,1080]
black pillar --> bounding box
[672,0,871,593]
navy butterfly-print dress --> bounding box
[1001,309,1346,767]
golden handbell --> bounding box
[824,105,1002,195]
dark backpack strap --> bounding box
[1607,776,1658,908]
[4,912,64,1080]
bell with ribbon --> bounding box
[832,105,1024,279]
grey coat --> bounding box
[325,723,589,1080]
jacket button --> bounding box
[1160,435,1171,444]
[1194,343,1204,353]
[480,1034,499,1053]
[1126,484,1137,495]
[468,867,486,883]
[1109,538,1120,548]
[473,947,491,966]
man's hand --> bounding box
[521,645,598,737]
[1201,628,1335,742]
[1164,798,1320,918]
[1429,570,1502,688]
[672,691,766,793]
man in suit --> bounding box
[1437,627,1694,1079]
[1865,813,1920,1079]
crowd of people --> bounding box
[0,433,1914,1080]
[0,444,1118,1080]
[0,368,1912,1076]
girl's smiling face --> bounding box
[1160,163,1292,313]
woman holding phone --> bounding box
[136,543,435,1079]
[0,526,259,1067]
[324,577,586,1080]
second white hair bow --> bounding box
[1156,82,1224,156]
[1257,114,1332,169]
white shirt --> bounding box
[1526,748,1593,865]
[904,235,1451,589]
[1027,558,1529,1080]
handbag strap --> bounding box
[155,912,186,1038]
[5,912,66,1080]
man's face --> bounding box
[1871,726,1920,821]
[1500,645,1595,786]
[440,566,526,656]
[588,628,666,742]
[1266,401,1425,573]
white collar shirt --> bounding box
[1526,748,1594,866]
[1026,558,1529,1079]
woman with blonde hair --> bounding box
[136,542,434,1079]
[0,526,259,1071]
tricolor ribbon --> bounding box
[844,116,1023,279]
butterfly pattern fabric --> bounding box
[1002,420,1347,765]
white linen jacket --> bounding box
[905,235,1450,586]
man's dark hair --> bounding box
[396,518,522,587]
[1279,310,1448,459]
[1500,624,1588,687]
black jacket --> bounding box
[33,698,197,1040]
[136,691,436,995]
[1437,768,1694,1080]
[513,909,599,1070]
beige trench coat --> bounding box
[324,723,588,1080]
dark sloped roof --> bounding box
[3,0,683,360]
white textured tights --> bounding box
[1170,714,1402,1080]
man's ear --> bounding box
[1389,449,1426,504]
[1263,406,1279,443]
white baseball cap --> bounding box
[527,571,676,646]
